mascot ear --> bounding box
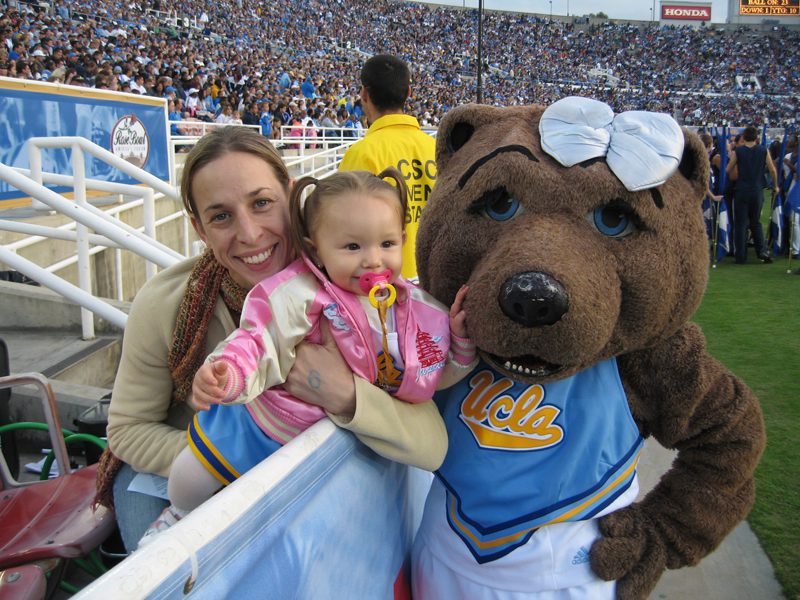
[676,128,711,200]
[435,103,498,174]
[447,122,475,154]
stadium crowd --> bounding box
[1,0,799,128]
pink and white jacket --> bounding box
[206,257,476,445]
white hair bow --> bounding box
[539,96,684,192]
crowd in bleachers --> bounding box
[1,0,799,128]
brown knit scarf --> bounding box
[93,250,248,511]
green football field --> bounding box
[693,202,799,599]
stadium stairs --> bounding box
[0,277,124,447]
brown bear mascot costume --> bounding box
[411,97,766,600]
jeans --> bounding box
[733,190,767,263]
[113,462,170,554]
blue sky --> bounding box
[417,0,731,24]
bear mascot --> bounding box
[411,97,766,600]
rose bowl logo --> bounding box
[110,113,150,168]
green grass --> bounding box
[692,209,800,600]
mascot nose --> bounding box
[498,272,569,328]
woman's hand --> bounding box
[285,319,357,418]
[191,362,228,411]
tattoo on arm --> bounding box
[308,369,322,390]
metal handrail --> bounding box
[0,245,129,329]
[0,165,179,268]
[0,131,346,338]
[28,137,178,201]
[0,161,179,337]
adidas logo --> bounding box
[572,546,590,565]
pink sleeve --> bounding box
[204,274,317,405]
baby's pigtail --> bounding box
[378,166,409,230]
[289,176,320,261]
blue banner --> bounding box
[0,79,169,201]
[787,179,800,216]
[702,195,714,239]
[717,198,731,262]
[771,197,783,256]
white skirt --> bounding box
[411,478,639,600]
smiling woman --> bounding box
[97,127,448,554]
[186,151,293,289]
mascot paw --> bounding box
[590,506,667,600]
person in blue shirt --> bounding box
[168,99,183,136]
[259,101,273,137]
[343,111,359,138]
[301,77,315,99]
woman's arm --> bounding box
[725,149,737,174]
[106,280,192,477]
[285,320,448,471]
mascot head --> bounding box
[417,97,710,383]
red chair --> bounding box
[0,565,47,600]
[0,373,117,600]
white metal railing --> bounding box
[0,126,361,339]
[282,143,349,178]
[168,121,260,137]
[0,138,184,338]
[169,128,354,184]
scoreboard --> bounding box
[739,0,799,16]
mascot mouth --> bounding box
[484,352,566,378]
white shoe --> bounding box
[138,505,188,549]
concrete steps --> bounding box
[1,327,119,441]
[0,279,127,437]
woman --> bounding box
[216,104,234,124]
[320,108,338,136]
[98,127,446,553]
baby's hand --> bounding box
[191,362,229,412]
[449,285,469,339]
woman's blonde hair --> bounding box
[180,127,290,218]
[289,168,409,262]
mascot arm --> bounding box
[590,322,766,600]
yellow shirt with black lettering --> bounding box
[339,114,437,280]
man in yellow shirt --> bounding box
[339,54,436,281]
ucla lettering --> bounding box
[459,370,564,450]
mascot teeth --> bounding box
[493,354,563,377]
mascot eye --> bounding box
[588,204,637,238]
[483,190,524,221]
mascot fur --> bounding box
[411,97,766,600]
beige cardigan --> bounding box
[107,256,448,477]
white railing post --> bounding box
[115,247,124,301]
[71,141,95,340]
[183,214,190,257]
[142,187,157,280]
[115,214,124,301]
[28,142,50,212]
